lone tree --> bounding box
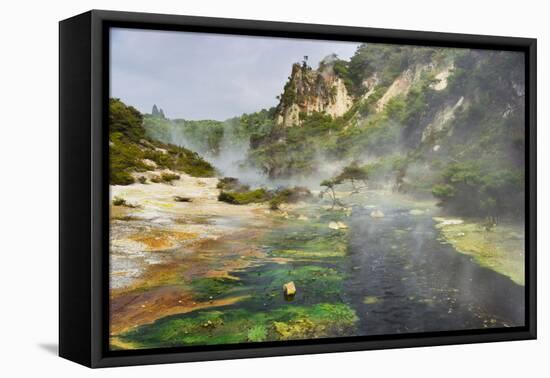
[302,55,309,69]
[335,162,369,193]
[320,177,343,209]
[319,162,371,209]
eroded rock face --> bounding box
[430,63,454,91]
[375,62,454,112]
[275,61,353,127]
[421,96,466,143]
[362,74,380,100]
[376,68,416,112]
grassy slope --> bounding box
[109,98,215,185]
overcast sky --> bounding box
[110,28,360,120]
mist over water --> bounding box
[345,195,524,333]
[160,118,526,332]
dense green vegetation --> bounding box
[109,98,215,185]
[150,172,181,184]
[144,116,225,155]
[118,45,525,219]
[217,177,312,207]
[425,51,525,217]
[218,188,270,205]
[431,161,524,217]
[143,108,276,157]
[119,302,357,347]
[242,48,524,218]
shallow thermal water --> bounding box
[112,189,525,346]
[344,203,525,334]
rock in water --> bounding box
[283,281,296,298]
[329,221,348,230]
[433,217,463,226]
[336,221,348,229]
[370,209,385,218]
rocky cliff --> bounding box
[141,45,525,218]
[275,56,353,127]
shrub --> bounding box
[269,197,284,210]
[218,188,270,205]
[268,186,312,210]
[110,170,135,186]
[112,196,127,206]
[112,196,138,208]
[174,196,192,202]
[138,176,147,184]
[335,163,369,183]
[216,177,247,191]
[431,183,455,199]
[160,172,180,183]
[150,172,180,184]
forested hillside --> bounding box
[109,98,215,185]
[141,44,525,219]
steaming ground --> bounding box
[109,163,525,348]
[110,118,525,348]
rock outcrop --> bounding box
[421,96,466,143]
[275,58,353,127]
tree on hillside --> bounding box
[302,55,309,70]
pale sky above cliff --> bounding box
[110,28,360,120]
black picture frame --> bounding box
[59,9,537,368]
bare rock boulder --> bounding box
[283,281,296,298]
[370,209,385,218]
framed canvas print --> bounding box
[59,10,537,368]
